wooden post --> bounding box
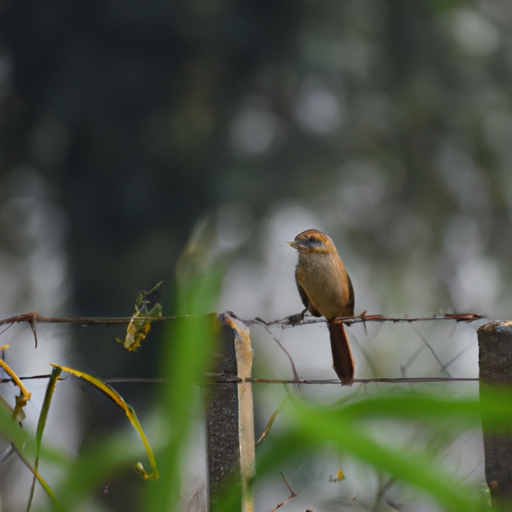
[478,321,512,507]
[207,313,255,512]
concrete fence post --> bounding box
[206,313,255,512]
[478,321,512,507]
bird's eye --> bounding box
[307,237,322,246]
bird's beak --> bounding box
[287,240,298,249]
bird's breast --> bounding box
[296,252,352,319]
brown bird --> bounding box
[288,229,355,385]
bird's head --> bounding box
[287,229,336,255]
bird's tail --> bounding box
[327,319,355,385]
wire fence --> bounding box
[0,310,484,385]
[0,310,499,512]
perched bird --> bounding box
[288,229,355,385]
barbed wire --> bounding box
[0,311,485,329]
[232,311,485,327]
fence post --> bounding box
[207,313,255,512]
[478,321,512,507]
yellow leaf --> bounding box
[50,363,159,479]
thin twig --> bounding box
[269,473,297,512]
[252,318,300,381]
[411,324,451,379]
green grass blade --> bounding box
[26,366,62,512]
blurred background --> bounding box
[0,0,511,510]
